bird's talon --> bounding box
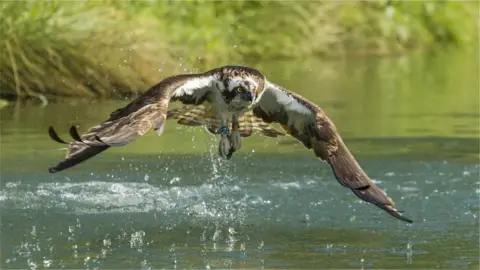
[229,130,242,151]
[218,134,231,159]
[226,148,235,159]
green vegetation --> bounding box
[1,0,478,100]
[0,99,8,109]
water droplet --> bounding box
[258,240,264,250]
[406,239,413,264]
[103,238,111,247]
[30,225,37,237]
[130,230,145,248]
[170,177,181,184]
[27,258,37,269]
[212,228,221,242]
[43,258,52,268]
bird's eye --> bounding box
[236,87,243,93]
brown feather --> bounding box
[48,70,220,173]
[253,83,412,223]
[47,127,110,173]
[46,65,411,223]
[167,105,284,137]
[240,113,253,137]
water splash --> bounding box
[130,230,145,251]
[101,236,112,259]
[406,238,413,264]
[169,243,177,269]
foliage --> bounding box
[0,0,478,100]
[0,1,173,100]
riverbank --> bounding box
[1,1,478,101]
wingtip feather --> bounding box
[48,126,69,144]
[69,125,83,142]
[351,186,412,223]
[383,205,413,223]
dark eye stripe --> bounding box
[222,89,236,103]
[223,86,246,103]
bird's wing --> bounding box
[252,81,412,223]
[167,105,284,137]
[48,70,219,173]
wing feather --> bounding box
[167,105,284,138]
[240,113,253,137]
[48,71,219,173]
[252,81,412,223]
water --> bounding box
[1,49,479,269]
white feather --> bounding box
[229,76,258,91]
[213,90,232,125]
[259,81,312,115]
[255,81,315,130]
[172,75,216,99]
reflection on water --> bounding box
[0,49,479,269]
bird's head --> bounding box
[217,66,265,110]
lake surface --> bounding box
[1,48,479,269]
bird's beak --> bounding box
[243,91,253,102]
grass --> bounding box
[0,0,478,101]
[0,1,174,101]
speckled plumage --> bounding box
[47,65,412,223]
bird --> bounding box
[47,65,413,223]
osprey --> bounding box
[48,65,412,223]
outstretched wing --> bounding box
[48,70,220,173]
[252,81,412,223]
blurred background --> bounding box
[0,0,478,99]
[0,1,479,269]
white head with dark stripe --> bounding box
[217,66,265,110]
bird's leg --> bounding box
[218,115,231,159]
[228,115,241,157]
